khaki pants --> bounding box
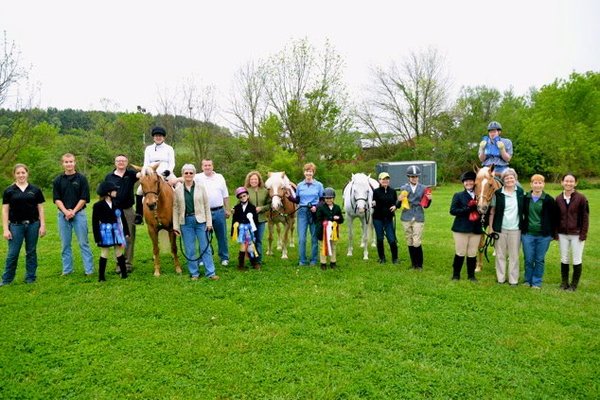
[495,229,521,284]
[453,232,481,257]
[122,207,136,269]
[401,220,424,247]
[319,241,337,264]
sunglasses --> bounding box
[183,172,195,175]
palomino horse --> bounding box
[264,171,297,259]
[137,164,182,276]
[343,173,379,260]
[474,165,502,271]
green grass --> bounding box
[1,184,599,399]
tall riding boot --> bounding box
[117,254,128,279]
[376,240,386,263]
[237,251,247,271]
[569,264,582,291]
[560,263,570,290]
[408,247,416,269]
[250,255,261,270]
[98,257,107,282]
[452,255,465,280]
[135,195,144,224]
[466,256,478,282]
[414,246,424,270]
[390,242,399,264]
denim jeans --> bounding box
[2,220,40,284]
[181,216,216,278]
[522,234,552,287]
[58,210,94,274]
[211,208,229,262]
[255,221,266,263]
[297,207,318,265]
[373,218,397,244]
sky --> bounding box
[1,0,599,126]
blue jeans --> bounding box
[373,218,397,244]
[522,234,552,287]
[58,210,94,274]
[255,221,266,263]
[211,208,229,263]
[181,216,216,278]
[297,207,318,265]
[3,221,40,284]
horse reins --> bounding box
[178,229,214,262]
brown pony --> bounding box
[264,172,297,259]
[474,165,502,271]
[136,164,182,276]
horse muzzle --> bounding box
[147,202,157,211]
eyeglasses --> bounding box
[183,172,195,175]
[115,159,127,163]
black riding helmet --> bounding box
[97,181,118,196]
[151,126,167,137]
[461,171,477,182]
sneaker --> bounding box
[468,277,479,283]
[451,276,460,281]
[378,259,386,264]
[522,282,531,287]
[190,276,199,281]
[221,260,229,266]
[134,214,144,225]
[531,285,541,290]
[208,275,220,281]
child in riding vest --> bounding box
[231,187,260,270]
[316,187,344,270]
[92,181,129,281]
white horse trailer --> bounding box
[375,161,437,189]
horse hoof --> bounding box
[359,243,365,248]
[281,255,288,260]
[347,252,353,256]
[153,272,161,277]
[289,244,295,248]
[475,267,482,272]
[363,256,368,261]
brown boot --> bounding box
[237,251,246,271]
[250,256,261,270]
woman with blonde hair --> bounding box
[244,171,270,265]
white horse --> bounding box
[264,172,297,259]
[343,173,379,260]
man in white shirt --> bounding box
[194,159,230,265]
[135,126,176,224]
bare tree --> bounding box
[0,31,28,106]
[227,60,268,138]
[359,47,449,146]
[180,80,218,165]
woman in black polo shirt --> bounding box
[1,164,46,285]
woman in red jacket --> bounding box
[555,173,589,291]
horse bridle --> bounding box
[350,182,371,224]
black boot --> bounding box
[135,195,144,224]
[390,242,399,264]
[329,262,336,269]
[250,256,261,270]
[414,246,424,270]
[569,264,582,291]
[98,257,107,282]
[376,240,385,263]
[452,255,465,280]
[560,263,570,290]
[466,256,478,282]
[320,263,327,270]
[237,251,246,270]
[408,247,416,269]
[117,254,128,279]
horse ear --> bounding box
[489,165,495,173]
[473,164,479,173]
[131,164,142,172]
[150,162,160,171]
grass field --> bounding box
[0,183,599,399]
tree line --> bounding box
[1,34,599,191]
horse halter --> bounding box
[142,173,162,198]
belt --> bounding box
[210,206,223,211]
[11,220,36,225]
[185,212,195,217]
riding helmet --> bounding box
[151,126,167,136]
[461,171,477,182]
[487,121,502,131]
[406,165,421,177]
[235,186,249,198]
[97,181,118,196]
[323,187,336,198]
